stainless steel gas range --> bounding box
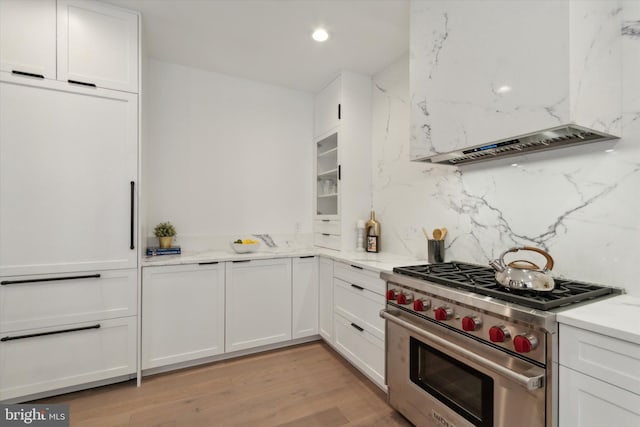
[380,262,621,427]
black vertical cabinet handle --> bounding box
[338,103,341,120]
[338,165,341,180]
[130,181,135,250]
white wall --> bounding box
[372,1,640,294]
[143,59,313,245]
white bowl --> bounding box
[230,241,260,254]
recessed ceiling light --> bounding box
[511,163,518,167]
[605,149,615,153]
[496,85,512,94]
[312,28,329,42]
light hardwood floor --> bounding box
[35,341,412,427]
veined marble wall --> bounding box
[372,1,640,293]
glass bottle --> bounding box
[365,211,380,253]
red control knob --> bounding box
[489,325,511,343]
[462,316,482,331]
[434,307,453,321]
[397,293,407,304]
[386,289,397,301]
[514,335,538,353]
[413,299,428,311]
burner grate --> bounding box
[392,262,615,311]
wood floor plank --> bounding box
[33,341,412,427]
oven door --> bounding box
[382,309,546,427]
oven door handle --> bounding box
[380,309,544,391]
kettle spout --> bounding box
[489,259,505,273]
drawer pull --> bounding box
[299,255,315,259]
[321,233,331,236]
[350,323,364,332]
[351,284,364,291]
[321,219,330,222]
[198,261,219,265]
[1,274,101,286]
[68,79,97,88]
[350,264,363,270]
[12,70,45,79]
[232,260,251,263]
[1,324,101,342]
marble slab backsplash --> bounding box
[372,1,640,294]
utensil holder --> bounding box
[427,239,445,263]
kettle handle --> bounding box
[519,246,554,271]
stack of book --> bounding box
[146,246,181,256]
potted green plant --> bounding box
[154,221,177,248]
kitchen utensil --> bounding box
[489,246,555,292]
[432,228,442,240]
[427,239,444,263]
[440,227,448,240]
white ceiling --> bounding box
[104,0,410,93]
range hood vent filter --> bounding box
[422,125,619,165]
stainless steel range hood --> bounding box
[417,124,619,165]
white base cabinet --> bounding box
[0,317,136,402]
[559,324,640,426]
[333,314,385,387]
[559,366,640,427]
[142,263,225,370]
[292,256,319,339]
[329,261,386,389]
[318,257,334,343]
[225,259,292,352]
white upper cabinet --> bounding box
[0,0,139,92]
[0,77,138,276]
[0,0,57,79]
[57,0,139,92]
[313,71,372,251]
[314,77,341,138]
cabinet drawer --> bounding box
[314,220,341,235]
[559,366,640,427]
[559,324,640,395]
[333,261,385,295]
[333,313,384,388]
[315,233,340,251]
[0,269,137,333]
[333,278,384,341]
[0,317,136,401]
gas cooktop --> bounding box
[392,261,616,311]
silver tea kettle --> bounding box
[489,246,555,292]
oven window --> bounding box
[410,337,493,427]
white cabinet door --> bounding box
[57,0,139,92]
[225,258,292,352]
[0,317,136,402]
[314,77,341,137]
[318,257,334,343]
[559,366,640,427]
[0,0,57,79]
[142,263,225,370]
[0,77,138,276]
[292,256,318,339]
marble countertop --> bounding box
[556,294,640,345]
[142,246,423,273]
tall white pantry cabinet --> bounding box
[0,0,141,402]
